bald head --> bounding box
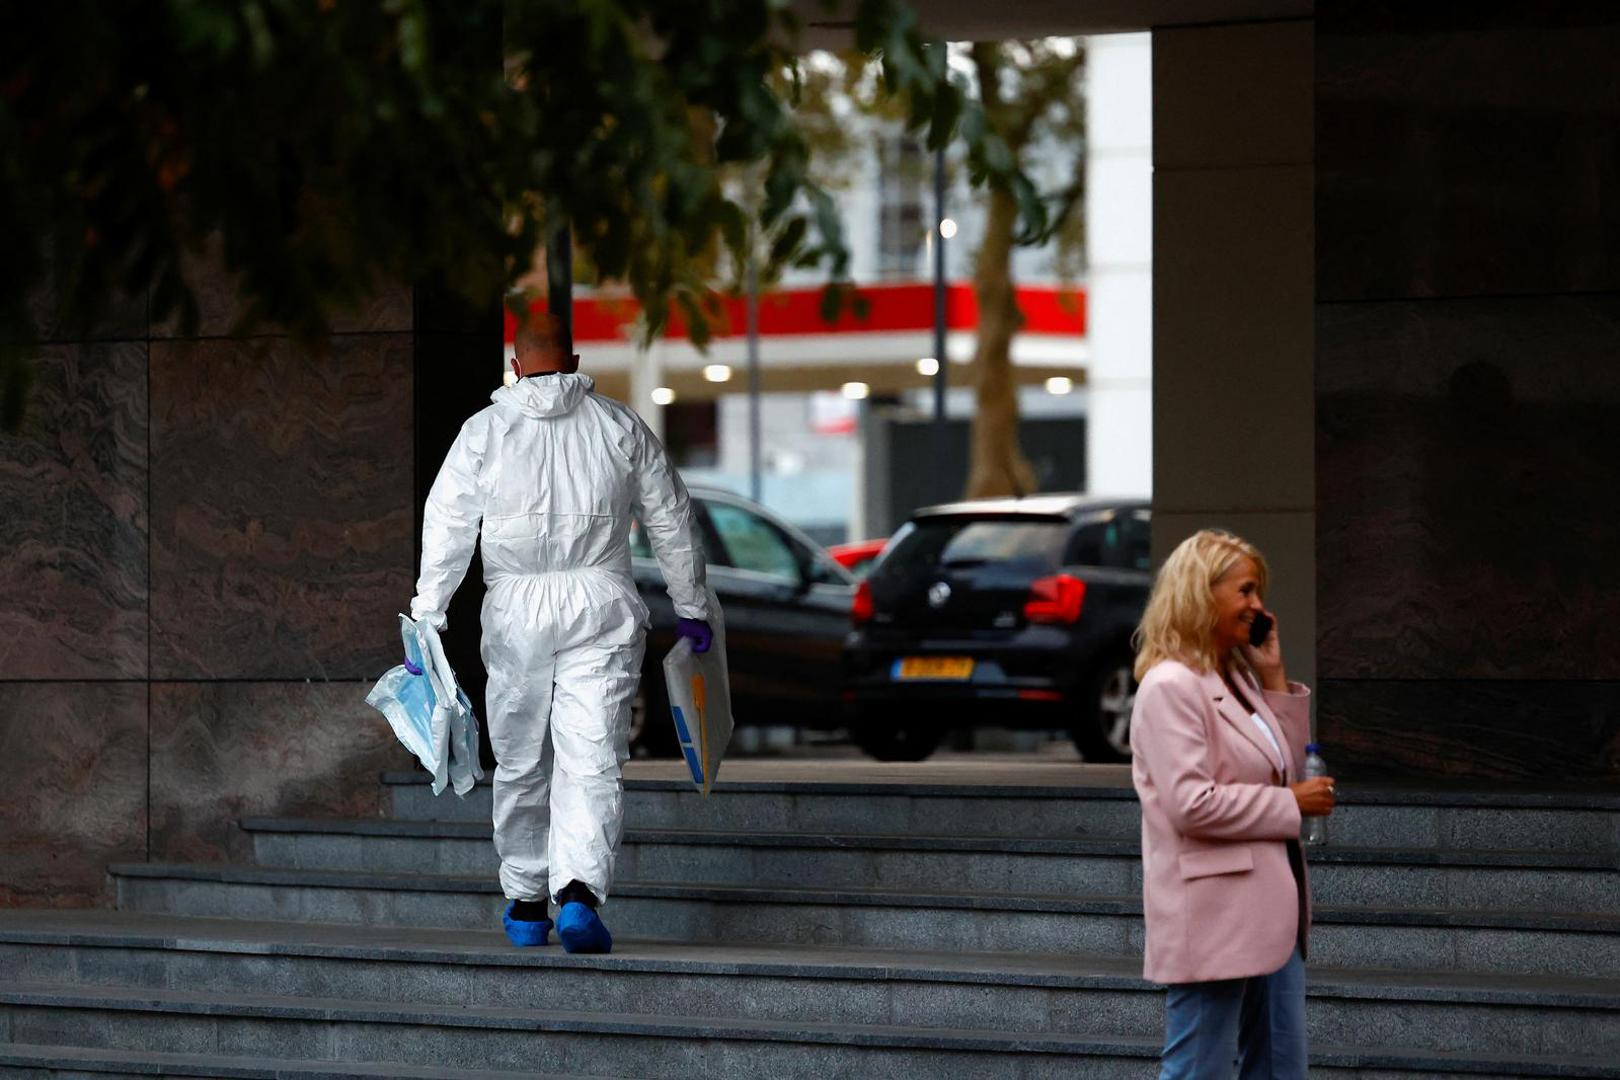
[512,312,579,377]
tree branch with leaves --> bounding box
[1,0,1059,434]
[960,38,1086,499]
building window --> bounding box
[877,135,927,279]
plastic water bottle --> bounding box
[1303,743,1329,846]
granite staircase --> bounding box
[2,767,1618,1078]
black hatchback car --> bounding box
[843,495,1151,762]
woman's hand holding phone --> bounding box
[1240,608,1288,692]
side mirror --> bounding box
[787,545,826,596]
[792,555,816,596]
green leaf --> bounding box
[818,283,843,324]
[717,201,748,255]
[398,8,428,73]
[240,3,274,68]
[1011,172,1051,245]
[675,289,711,348]
[768,215,808,266]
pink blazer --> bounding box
[1129,659,1313,985]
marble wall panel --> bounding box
[1317,6,1620,301]
[1317,295,1620,682]
[0,682,147,905]
[20,241,148,345]
[0,344,148,679]
[149,335,414,680]
[149,682,412,863]
[1318,678,1620,785]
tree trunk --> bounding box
[964,185,1036,499]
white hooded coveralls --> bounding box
[411,373,708,905]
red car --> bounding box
[826,538,888,579]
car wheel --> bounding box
[629,673,680,759]
[850,710,944,762]
[1072,655,1136,763]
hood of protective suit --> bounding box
[491,373,596,419]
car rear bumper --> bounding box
[843,686,1071,729]
[842,643,1084,726]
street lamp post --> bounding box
[747,259,762,504]
[932,144,948,458]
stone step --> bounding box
[2,912,1617,1061]
[389,772,1149,840]
[4,980,1619,1080]
[0,980,1161,1079]
[109,863,1620,977]
[0,1042,575,1078]
[384,771,1620,856]
[242,817,1620,914]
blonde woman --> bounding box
[1129,530,1336,1079]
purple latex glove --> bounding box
[676,617,713,654]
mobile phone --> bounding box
[1248,612,1274,648]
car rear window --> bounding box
[1066,509,1152,570]
[878,517,1071,578]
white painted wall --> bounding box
[1083,32,1154,498]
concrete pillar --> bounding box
[1083,33,1153,497]
[1150,20,1316,690]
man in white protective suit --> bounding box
[409,313,713,954]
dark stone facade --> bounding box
[0,344,149,680]
[1316,3,1620,782]
[148,335,413,680]
[0,683,148,906]
[0,253,419,906]
[148,682,402,865]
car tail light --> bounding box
[852,580,875,625]
[1024,574,1086,624]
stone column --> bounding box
[1150,20,1317,690]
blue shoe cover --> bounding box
[502,902,553,947]
[557,901,612,954]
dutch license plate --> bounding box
[895,656,975,680]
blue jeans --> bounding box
[1158,946,1307,1080]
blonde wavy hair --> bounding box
[1133,529,1269,681]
